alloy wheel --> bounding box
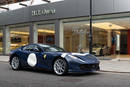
[53,59,67,75]
[11,57,20,70]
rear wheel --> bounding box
[53,58,68,75]
[11,56,21,70]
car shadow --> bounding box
[21,68,54,75]
[18,68,100,76]
[8,66,101,77]
[67,72,100,77]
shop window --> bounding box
[38,24,55,45]
[92,18,128,56]
[0,29,3,53]
[10,27,29,50]
[64,21,90,53]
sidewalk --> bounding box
[98,55,130,73]
[100,59,130,73]
[1,56,130,73]
[0,56,9,62]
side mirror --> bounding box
[33,49,39,52]
[34,48,43,52]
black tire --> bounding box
[53,58,68,76]
[10,56,21,70]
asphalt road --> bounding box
[0,62,130,87]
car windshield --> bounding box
[39,44,65,52]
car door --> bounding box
[32,45,49,69]
[21,44,48,68]
[20,45,33,67]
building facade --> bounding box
[0,0,130,55]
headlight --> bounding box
[68,55,85,63]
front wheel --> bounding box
[10,56,21,70]
[53,58,68,75]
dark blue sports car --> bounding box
[9,44,100,75]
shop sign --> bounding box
[32,8,56,16]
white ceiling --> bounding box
[64,17,130,30]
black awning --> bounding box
[0,0,29,6]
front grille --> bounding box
[80,64,99,71]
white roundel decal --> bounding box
[27,53,37,67]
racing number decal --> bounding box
[27,53,37,67]
[43,54,47,59]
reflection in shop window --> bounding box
[92,19,126,56]
[10,27,29,50]
[64,17,130,56]
[38,24,55,45]
[64,22,90,53]
[0,29,3,53]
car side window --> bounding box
[23,45,33,51]
[23,45,40,52]
[33,45,40,52]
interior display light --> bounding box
[10,29,55,35]
[38,29,55,33]
[85,22,125,30]
[0,33,3,36]
[11,44,26,46]
[11,31,29,35]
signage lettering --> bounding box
[32,8,56,16]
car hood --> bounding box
[45,52,99,63]
[60,53,99,63]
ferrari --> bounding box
[9,44,100,75]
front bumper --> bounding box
[64,53,100,73]
[68,62,100,73]
[80,63,100,71]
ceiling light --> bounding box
[38,29,55,33]
[11,31,29,35]
[85,22,125,30]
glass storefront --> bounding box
[64,21,90,52]
[63,21,110,54]
[38,24,55,45]
[63,17,130,56]
[10,27,29,51]
[0,28,3,53]
[92,22,112,56]
[1,13,130,56]
[92,18,130,56]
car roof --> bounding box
[25,43,56,47]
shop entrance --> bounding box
[120,31,127,54]
[110,30,127,55]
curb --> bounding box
[99,58,130,61]
[98,57,112,60]
[100,70,130,74]
[0,61,9,63]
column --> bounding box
[3,26,10,55]
[29,23,38,44]
[79,31,87,52]
[55,20,64,48]
[107,30,112,47]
